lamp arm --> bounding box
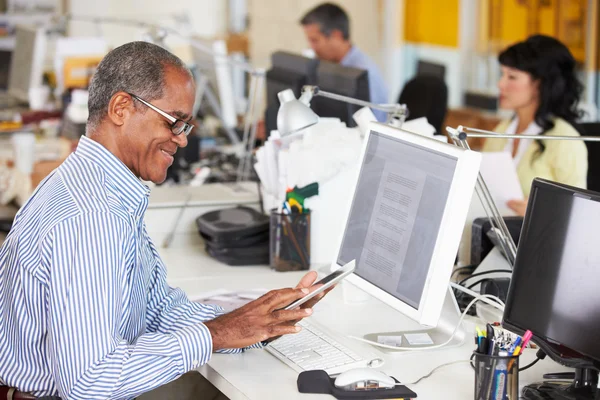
[301,86,407,117]
[446,126,518,268]
[455,126,600,142]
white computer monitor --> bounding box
[8,24,47,103]
[333,122,481,329]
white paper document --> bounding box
[477,152,524,216]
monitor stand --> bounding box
[522,367,598,400]
[363,286,464,352]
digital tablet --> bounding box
[283,260,356,310]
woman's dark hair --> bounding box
[498,35,583,155]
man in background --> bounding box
[300,2,389,121]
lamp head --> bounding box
[276,88,319,136]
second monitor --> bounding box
[265,51,370,135]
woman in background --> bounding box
[484,35,588,216]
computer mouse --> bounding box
[334,368,396,391]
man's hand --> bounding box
[294,270,335,310]
[507,198,528,216]
[204,288,312,350]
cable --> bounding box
[457,269,512,287]
[404,360,471,385]
[519,357,541,372]
[348,291,504,351]
[451,282,505,308]
[450,265,477,280]
[467,278,500,291]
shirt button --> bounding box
[192,360,199,368]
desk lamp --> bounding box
[446,125,600,268]
[276,86,408,137]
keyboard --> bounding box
[265,319,378,375]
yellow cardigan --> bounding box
[482,118,588,197]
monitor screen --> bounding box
[337,130,457,309]
[311,60,369,128]
[8,25,46,102]
[265,51,318,135]
[503,179,600,363]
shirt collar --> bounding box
[340,45,359,66]
[75,135,150,219]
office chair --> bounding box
[470,216,524,266]
[398,75,448,135]
[579,122,600,192]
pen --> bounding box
[488,338,496,355]
[508,336,522,356]
[486,324,495,342]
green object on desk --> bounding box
[286,182,319,209]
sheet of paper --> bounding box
[378,335,402,347]
[477,152,524,216]
[192,289,268,312]
[404,332,434,345]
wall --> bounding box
[396,0,477,108]
[67,0,228,62]
[248,0,383,76]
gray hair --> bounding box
[300,3,350,40]
[87,41,192,132]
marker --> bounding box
[518,330,533,355]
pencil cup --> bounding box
[473,352,519,400]
[269,208,311,272]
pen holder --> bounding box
[473,352,519,400]
[270,208,311,272]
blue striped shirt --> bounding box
[0,136,252,399]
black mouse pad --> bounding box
[297,370,417,399]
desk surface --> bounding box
[159,232,567,400]
[148,181,260,209]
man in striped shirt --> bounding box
[0,42,323,400]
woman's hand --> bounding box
[507,198,528,216]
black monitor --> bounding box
[503,178,600,399]
[310,60,370,128]
[264,51,319,135]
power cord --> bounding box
[450,265,477,280]
[348,289,504,351]
[453,273,508,315]
[469,348,546,372]
[519,350,546,372]
[405,360,471,385]
[457,269,512,287]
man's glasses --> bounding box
[128,93,194,136]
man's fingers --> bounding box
[270,307,312,324]
[301,285,336,309]
[258,287,309,310]
[262,324,303,341]
[295,270,318,289]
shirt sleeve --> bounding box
[550,138,588,190]
[44,212,213,400]
[143,227,262,354]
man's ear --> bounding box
[107,92,134,127]
[329,29,345,41]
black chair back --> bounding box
[579,122,600,192]
[398,75,448,135]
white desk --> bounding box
[145,182,261,248]
[153,232,568,400]
[146,183,567,400]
